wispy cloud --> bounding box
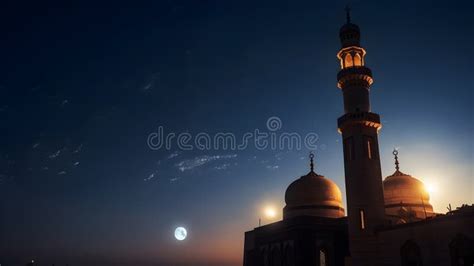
[142,82,153,91]
[175,154,237,172]
[266,165,279,170]
[144,172,157,182]
[214,163,231,170]
[167,151,179,159]
[170,177,180,183]
[141,72,160,92]
[275,152,284,160]
[49,150,61,159]
[73,144,83,154]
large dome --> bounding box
[284,171,345,219]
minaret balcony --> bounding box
[337,111,381,132]
[337,67,373,89]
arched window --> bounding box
[344,53,353,68]
[272,247,282,266]
[344,137,355,161]
[364,136,375,159]
[261,248,269,266]
[400,240,423,266]
[353,53,362,66]
[319,249,327,266]
[359,209,366,230]
[449,234,474,266]
[284,245,294,266]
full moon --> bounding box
[174,227,187,241]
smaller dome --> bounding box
[339,23,361,47]
[339,7,361,47]
[383,150,435,221]
[340,23,360,34]
[383,170,431,204]
[284,171,345,219]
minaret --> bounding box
[336,8,385,265]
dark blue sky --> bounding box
[0,1,473,265]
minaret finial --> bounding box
[345,5,351,23]
[392,149,400,171]
[309,152,315,172]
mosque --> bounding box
[243,10,474,266]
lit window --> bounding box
[354,53,362,66]
[364,136,375,159]
[360,209,366,230]
[344,53,353,68]
[367,139,372,159]
[320,249,326,266]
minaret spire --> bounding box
[309,152,315,172]
[345,5,351,23]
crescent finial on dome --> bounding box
[393,149,400,172]
[309,152,315,172]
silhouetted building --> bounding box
[243,9,474,266]
[244,154,349,266]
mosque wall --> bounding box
[375,210,474,266]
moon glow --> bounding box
[264,206,277,218]
[174,227,187,241]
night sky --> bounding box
[0,1,472,266]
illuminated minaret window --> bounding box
[336,7,386,264]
